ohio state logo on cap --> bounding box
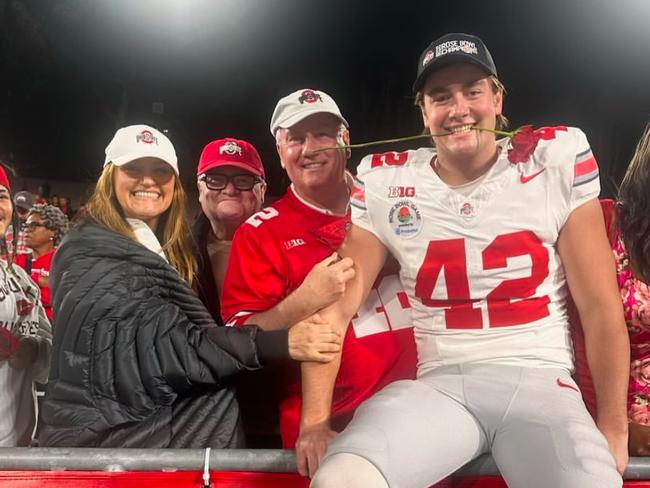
[422,50,434,67]
[298,90,322,104]
[219,141,243,156]
[136,130,158,145]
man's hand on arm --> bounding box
[559,199,630,474]
[245,252,355,331]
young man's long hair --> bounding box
[619,122,650,284]
[85,163,196,285]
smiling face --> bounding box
[276,112,349,202]
[113,157,175,230]
[198,165,266,227]
[0,186,12,238]
[419,63,503,166]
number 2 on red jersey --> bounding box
[414,231,550,329]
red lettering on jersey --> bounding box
[414,239,483,328]
[388,186,416,198]
[537,125,567,140]
[371,152,409,168]
[483,231,550,327]
[414,232,551,329]
[397,291,410,309]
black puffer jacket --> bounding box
[39,221,287,448]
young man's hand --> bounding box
[295,422,337,477]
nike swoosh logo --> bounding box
[520,168,546,184]
[556,378,580,393]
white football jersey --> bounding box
[351,127,600,375]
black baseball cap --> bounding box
[13,191,35,211]
[412,33,498,93]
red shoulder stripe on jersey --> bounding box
[575,152,597,177]
[573,150,599,187]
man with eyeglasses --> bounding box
[221,89,416,474]
[193,137,267,323]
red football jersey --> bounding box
[222,186,417,447]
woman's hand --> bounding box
[288,314,341,363]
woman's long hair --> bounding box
[85,163,197,285]
[618,122,650,284]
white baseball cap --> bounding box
[104,124,179,175]
[270,89,349,135]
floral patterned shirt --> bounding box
[614,230,650,424]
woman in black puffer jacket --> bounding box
[39,125,340,448]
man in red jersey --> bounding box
[221,88,416,476]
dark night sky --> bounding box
[1,0,649,198]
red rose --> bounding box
[507,126,541,164]
[0,327,19,361]
[507,125,569,164]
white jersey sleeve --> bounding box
[350,171,374,235]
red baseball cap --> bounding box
[0,165,10,192]
[197,138,265,178]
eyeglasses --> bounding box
[198,173,263,191]
[24,222,46,231]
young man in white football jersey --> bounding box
[310,33,629,488]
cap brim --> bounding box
[271,109,349,135]
[107,153,179,175]
[198,160,264,178]
[412,54,496,93]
